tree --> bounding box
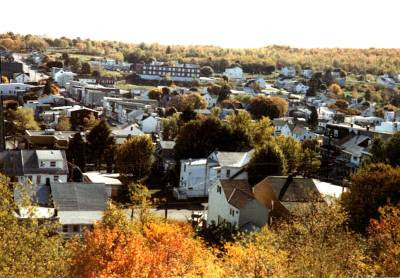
[200,66,214,77]
[247,142,287,185]
[168,93,207,112]
[297,148,321,177]
[341,163,400,233]
[217,84,231,102]
[80,62,91,74]
[368,205,400,277]
[384,132,400,166]
[148,89,162,100]
[329,83,343,96]
[0,76,9,83]
[82,113,99,130]
[368,135,387,164]
[308,106,318,129]
[67,132,86,174]
[250,95,287,119]
[116,135,154,182]
[86,119,116,168]
[174,117,251,161]
[69,205,220,277]
[0,175,70,278]
[274,136,301,174]
[9,107,39,138]
[55,116,71,131]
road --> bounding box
[13,53,49,82]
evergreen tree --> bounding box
[86,119,115,169]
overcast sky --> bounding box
[1,0,399,48]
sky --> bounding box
[1,0,399,48]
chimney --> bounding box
[278,175,294,201]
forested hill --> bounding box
[1,32,400,74]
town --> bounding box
[0,32,399,277]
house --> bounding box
[223,67,243,80]
[50,182,108,237]
[13,72,30,83]
[52,68,76,88]
[273,118,294,137]
[173,150,253,199]
[83,172,122,198]
[67,106,99,128]
[253,176,344,218]
[301,68,313,79]
[141,115,160,134]
[281,66,296,78]
[111,126,145,145]
[291,125,317,141]
[294,83,309,94]
[25,130,79,149]
[207,179,269,231]
[0,83,35,95]
[377,75,397,90]
[337,135,370,167]
[0,150,69,186]
[155,140,176,171]
[0,61,25,79]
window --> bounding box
[230,208,235,216]
[50,161,56,167]
[72,225,80,233]
[36,176,41,184]
[62,225,69,233]
[53,176,59,182]
[217,186,222,194]
[40,161,46,167]
[184,164,186,172]
[226,169,231,178]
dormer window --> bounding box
[50,161,56,167]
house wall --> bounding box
[142,117,158,133]
[18,174,68,185]
[207,182,239,228]
[239,199,269,228]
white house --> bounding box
[52,68,76,88]
[301,68,313,79]
[273,118,294,137]
[223,67,243,80]
[173,150,253,199]
[0,83,34,95]
[281,66,296,78]
[318,106,335,121]
[377,75,396,90]
[207,179,269,231]
[141,115,160,133]
[294,83,309,94]
[13,73,30,83]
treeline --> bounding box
[2,32,400,74]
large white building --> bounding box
[173,150,253,199]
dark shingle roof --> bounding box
[51,183,107,211]
[220,180,254,209]
[1,150,69,176]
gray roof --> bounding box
[51,183,107,211]
[208,150,253,168]
[0,150,69,176]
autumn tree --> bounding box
[329,83,343,96]
[384,131,400,166]
[0,76,9,83]
[368,205,400,276]
[69,204,220,277]
[86,119,116,169]
[341,163,400,232]
[249,95,288,120]
[168,93,207,112]
[0,175,70,278]
[9,107,39,139]
[161,113,181,140]
[116,135,154,182]
[247,142,287,185]
[148,89,162,100]
[56,115,71,131]
[82,113,99,130]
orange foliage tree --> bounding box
[69,204,220,277]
